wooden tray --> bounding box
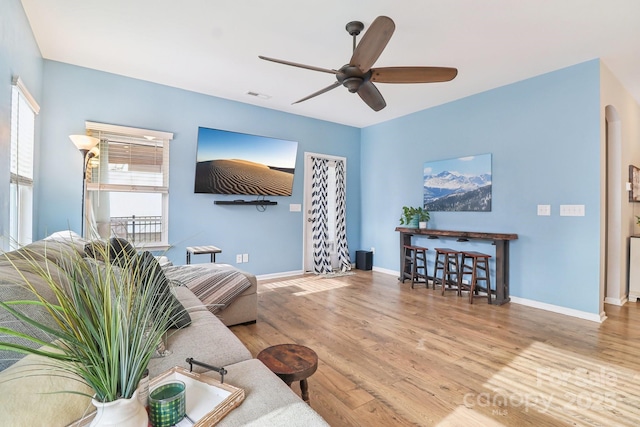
[154,366,244,426]
[69,366,244,426]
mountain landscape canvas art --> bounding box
[423,154,492,211]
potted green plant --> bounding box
[0,242,177,426]
[400,206,430,228]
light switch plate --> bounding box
[289,204,301,212]
[560,204,585,216]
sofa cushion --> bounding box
[147,309,252,377]
[0,352,93,427]
[172,286,209,313]
[0,238,85,371]
[43,230,88,255]
[0,280,61,371]
[2,236,86,268]
[214,358,329,427]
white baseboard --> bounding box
[509,296,604,323]
[372,266,399,276]
[600,311,608,322]
[256,270,304,281]
[604,296,628,306]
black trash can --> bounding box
[356,250,373,270]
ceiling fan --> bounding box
[259,16,458,112]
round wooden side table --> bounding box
[257,343,318,404]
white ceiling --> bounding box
[20,0,640,128]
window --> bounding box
[9,77,39,249]
[85,122,173,249]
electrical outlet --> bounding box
[242,253,249,262]
[371,247,375,254]
[537,204,551,216]
[236,254,243,263]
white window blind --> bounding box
[87,135,167,191]
[85,122,173,248]
[10,93,35,183]
[9,76,39,248]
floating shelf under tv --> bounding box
[214,200,277,206]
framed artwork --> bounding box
[629,165,640,202]
[423,153,492,212]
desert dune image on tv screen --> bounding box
[194,127,298,196]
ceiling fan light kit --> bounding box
[259,16,458,111]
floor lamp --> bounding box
[69,135,99,238]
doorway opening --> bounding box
[302,152,349,273]
[604,105,623,309]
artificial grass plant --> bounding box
[0,240,175,402]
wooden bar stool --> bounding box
[460,251,492,304]
[433,248,462,295]
[401,245,429,288]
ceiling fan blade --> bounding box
[357,81,386,111]
[259,56,337,74]
[350,16,395,73]
[292,81,342,104]
[371,66,458,83]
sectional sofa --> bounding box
[0,231,328,426]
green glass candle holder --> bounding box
[149,380,186,427]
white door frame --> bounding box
[302,152,347,272]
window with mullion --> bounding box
[9,77,38,249]
[86,129,170,248]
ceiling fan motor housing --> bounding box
[337,65,371,92]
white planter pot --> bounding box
[90,390,148,427]
[419,221,428,229]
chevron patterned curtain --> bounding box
[311,157,332,273]
[335,160,351,272]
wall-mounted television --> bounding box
[194,127,298,196]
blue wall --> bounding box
[2,5,606,314]
[0,0,43,249]
[37,61,361,275]
[360,60,601,314]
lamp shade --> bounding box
[69,135,99,151]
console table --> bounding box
[396,228,518,305]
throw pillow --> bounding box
[108,237,137,264]
[84,239,109,261]
[0,351,93,426]
[136,251,192,330]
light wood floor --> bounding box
[230,270,640,426]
